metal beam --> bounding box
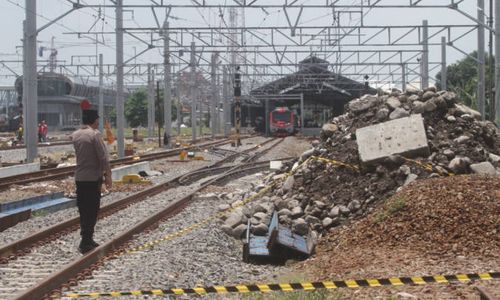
[116,0,125,158]
[478,0,486,118]
[25,0,37,163]
[495,0,500,123]
[163,20,172,148]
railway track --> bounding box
[0,137,287,300]
[0,138,234,191]
[0,135,230,151]
[0,140,73,151]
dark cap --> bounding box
[82,109,99,125]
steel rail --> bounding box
[0,141,73,151]
[178,138,281,184]
[11,140,289,300]
[0,138,232,191]
[0,136,271,262]
[476,287,496,300]
[211,137,279,168]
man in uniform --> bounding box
[71,109,112,254]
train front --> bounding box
[269,107,294,137]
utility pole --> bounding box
[441,37,447,91]
[199,90,203,137]
[401,63,407,92]
[25,0,38,163]
[234,66,242,146]
[488,0,494,121]
[495,0,500,123]
[163,20,172,148]
[115,0,125,158]
[223,66,230,137]
[22,20,27,148]
[215,65,221,134]
[156,80,161,148]
[211,52,218,138]
[176,90,181,136]
[422,20,429,90]
[49,36,57,73]
[190,42,197,142]
[147,64,154,138]
[478,0,486,118]
[98,54,104,133]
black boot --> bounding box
[88,239,99,248]
[78,238,98,254]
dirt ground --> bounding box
[295,175,500,299]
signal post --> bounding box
[233,66,242,147]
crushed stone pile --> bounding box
[335,175,499,256]
[219,87,500,246]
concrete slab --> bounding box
[111,161,151,181]
[0,192,75,231]
[0,162,40,179]
[356,114,429,164]
[1,192,75,216]
[0,209,31,232]
[270,161,283,170]
[0,192,64,212]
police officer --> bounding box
[71,109,112,254]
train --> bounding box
[269,107,295,137]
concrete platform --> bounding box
[1,192,75,215]
[0,162,40,179]
[111,161,151,181]
[0,192,75,231]
[356,114,429,164]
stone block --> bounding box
[0,162,40,179]
[111,161,151,181]
[356,114,429,164]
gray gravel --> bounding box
[0,136,310,300]
[68,173,286,300]
[0,136,268,245]
[64,136,311,299]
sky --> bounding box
[0,0,494,88]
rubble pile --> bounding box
[220,87,499,244]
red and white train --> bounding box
[269,107,295,137]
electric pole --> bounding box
[234,66,241,147]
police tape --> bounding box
[310,156,360,172]
[401,157,454,177]
[126,154,454,254]
[63,272,499,298]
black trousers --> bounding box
[76,180,102,241]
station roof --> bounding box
[249,56,377,105]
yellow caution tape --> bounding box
[63,272,499,298]
[126,155,364,254]
[123,154,452,255]
[401,157,454,176]
[310,156,360,172]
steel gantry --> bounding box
[3,0,499,160]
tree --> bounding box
[125,89,148,127]
[109,88,178,128]
[435,51,495,119]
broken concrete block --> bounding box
[356,114,429,164]
[470,162,496,176]
[270,161,283,170]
